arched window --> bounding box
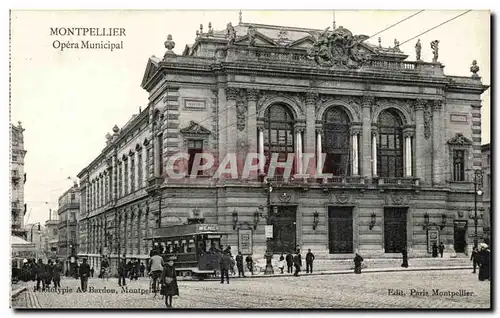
[263,104,295,176]
[322,107,351,176]
[377,109,404,178]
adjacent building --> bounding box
[57,183,80,272]
[481,143,491,245]
[26,223,46,260]
[44,210,59,260]
[11,121,27,239]
[78,19,489,274]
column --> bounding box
[371,131,378,176]
[258,127,265,174]
[432,100,444,185]
[351,130,360,176]
[361,96,374,178]
[247,89,258,153]
[316,127,323,176]
[404,133,413,177]
[295,127,303,175]
[414,99,425,181]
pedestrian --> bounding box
[354,253,364,274]
[34,259,46,291]
[160,256,179,308]
[293,253,301,276]
[286,252,293,274]
[305,249,315,274]
[45,260,54,287]
[219,251,232,284]
[52,261,62,288]
[401,249,409,268]
[438,242,445,258]
[471,246,480,274]
[118,256,127,287]
[149,250,165,295]
[236,252,245,277]
[79,259,91,292]
[245,255,254,275]
[478,243,490,281]
[127,260,133,278]
[100,256,110,280]
[278,254,285,274]
[90,267,94,278]
[140,262,146,277]
[431,243,438,257]
[229,255,236,276]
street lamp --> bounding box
[473,169,484,248]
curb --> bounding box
[178,266,472,281]
[11,287,27,299]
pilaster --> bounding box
[362,96,374,178]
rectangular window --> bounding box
[137,152,143,189]
[453,150,465,181]
[124,160,129,194]
[12,155,18,161]
[130,156,135,192]
[71,193,75,201]
[70,212,76,222]
[188,140,204,176]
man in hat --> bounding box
[149,250,164,294]
[79,259,91,292]
[219,251,232,284]
[478,243,490,281]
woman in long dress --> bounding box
[160,257,179,308]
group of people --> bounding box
[431,242,446,258]
[19,259,64,291]
[275,249,315,276]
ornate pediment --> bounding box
[447,133,472,146]
[308,26,371,69]
[140,57,160,89]
[235,27,278,47]
[180,121,211,135]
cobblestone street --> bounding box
[13,269,490,309]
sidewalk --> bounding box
[180,264,472,281]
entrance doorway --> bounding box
[453,221,467,253]
[328,207,353,253]
[270,206,297,254]
[384,207,407,253]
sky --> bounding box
[9,9,491,227]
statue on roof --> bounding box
[226,22,237,48]
[415,39,422,61]
[308,26,370,69]
[430,40,439,63]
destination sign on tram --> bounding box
[197,224,220,232]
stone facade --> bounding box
[44,216,59,259]
[481,143,491,244]
[57,184,80,271]
[77,21,489,274]
[11,122,27,239]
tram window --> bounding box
[188,239,195,253]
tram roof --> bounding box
[145,223,228,240]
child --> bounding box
[278,254,285,274]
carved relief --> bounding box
[308,26,370,69]
[423,104,433,139]
[225,87,238,100]
[278,192,292,203]
[236,90,248,131]
[447,133,473,146]
[332,192,352,204]
[373,98,413,124]
[384,192,409,205]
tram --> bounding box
[146,223,229,280]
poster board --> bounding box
[238,227,253,255]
